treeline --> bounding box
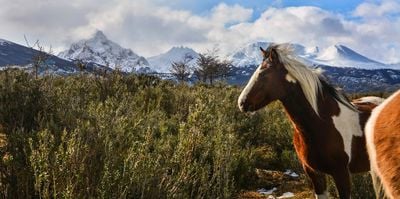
[0,69,297,198]
[169,52,232,84]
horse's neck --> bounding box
[280,85,337,134]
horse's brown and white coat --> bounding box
[238,44,382,199]
[366,90,400,199]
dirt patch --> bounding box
[238,169,314,199]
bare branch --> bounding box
[194,49,232,84]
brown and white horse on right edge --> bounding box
[366,89,400,199]
[238,43,383,199]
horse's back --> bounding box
[366,90,400,199]
[348,96,384,173]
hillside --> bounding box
[0,38,76,74]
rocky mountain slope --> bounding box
[58,31,150,73]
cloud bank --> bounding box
[0,0,399,63]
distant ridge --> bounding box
[228,42,395,70]
[0,38,77,74]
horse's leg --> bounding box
[331,167,351,199]
[304,166,328,199]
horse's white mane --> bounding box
[271,43,354,115]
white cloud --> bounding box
[235,6,350,46]
[353,0,400,18]
[225,3,400,63]
[349,0,400,63]
[210,3,253,26]
[0,0,399,63]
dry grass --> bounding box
[0,134,5,148]
[0,125,5,148]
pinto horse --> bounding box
[238,44,380,199]
[366,90,400,199]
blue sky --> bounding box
[155,0,365,19]
[0,0,399,63]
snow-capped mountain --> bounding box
[314,45,386,69]
[227,41,400,92]
[229,42,396,70]
[229,42,320,67]
[147,46,199,73]
[59,31,151,73]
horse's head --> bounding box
[238,45,295,112]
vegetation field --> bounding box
[0,70,374,198]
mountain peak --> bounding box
[170,46,191,51]
[92,30,107,41]
[167,46,197,55]
[314,44,385,68]
[58,30,150,72]
[333,44,357,54]
[318,44,378,63]
[148,46,199,73]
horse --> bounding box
[352,96,385,129]
[237,43,381,199]
[366,89,400,199]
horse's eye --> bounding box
[260,60,270,69]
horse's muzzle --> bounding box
[238,101,250,112]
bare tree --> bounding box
[75,59,87,74]
[194,53,214,83]
[169,53,193,83]
[194,51,232,84]
[24,35,52,78]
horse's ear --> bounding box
[260,47,267,55]
[269,48,278,62]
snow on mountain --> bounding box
[314,44,386,69]
[58,31,150,73]
[147,46,199,73]
[304,46,319,56]
[296,45,320,59]
[229,42,270,67]
[228,42,319,67]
